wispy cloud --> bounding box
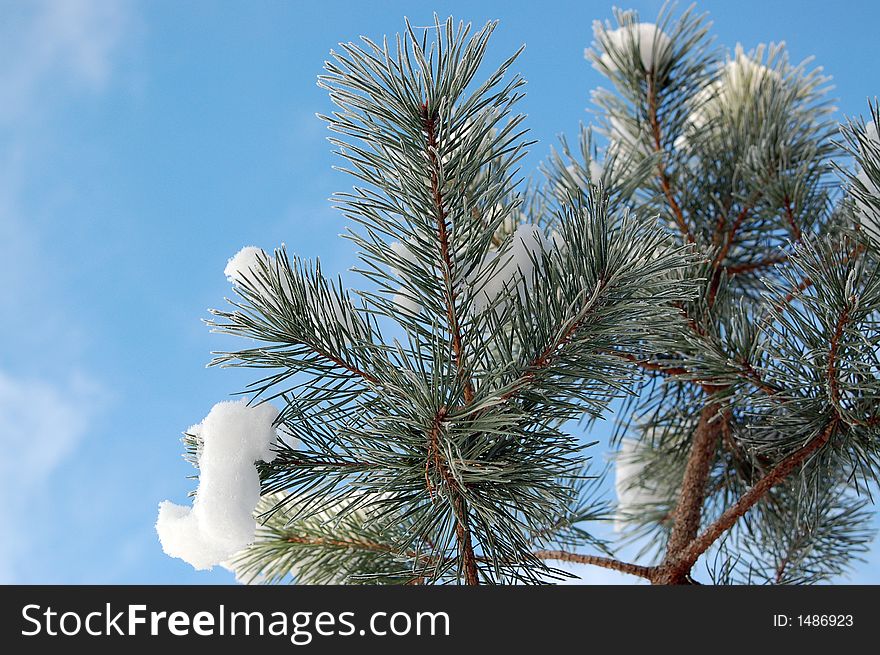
[0,0,133,582]
[0,0,133,343]
[0,370,104,582]
[0,0,131,124]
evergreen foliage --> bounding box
[159,6,880,585]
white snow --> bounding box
[677,47,781,149]
[389,239,418,268]
[224,246,272,288]
[856,122,880,240]
[305,283,359,338]
[554,161,605,201]
[388,239,424,316]
[592,21,672,73]
[392,288,423,316]
[156,400,280,570]
[588,159,604,184]
[607,115,653,166]
[221,560,267,585]
[471,223,561,314]
[614,437,666,533]
[225,245,363,341]
[489,202,520,241]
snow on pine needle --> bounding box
[156,400,282,570]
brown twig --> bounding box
[499,281,607,401]
[533,550,656,581]
[615,352,691,377]
[827,301,851,408]
[659,403,721,576]
[769,244,864,319]
[647,73,693,244]
[707,204,753,308]
[422,104,475,405]
[726,255,790,275]
[315,349,379,386]
[422,103,479,584]
[773,275,815,313]
[669,419,838,573]
[738,359,782,398]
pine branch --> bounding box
[658,286,856,580]
[421,104,475,405]
[647,71,692,244]
[670,418,838,575]
[419,103,481,584]
[162,9,880,587]
[533,550,654,581]
[660,402,721,569]
[726,255,790,275]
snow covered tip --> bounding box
[614,437,666,533]
[855,121,880,240]
[156,400,280,570]
[224,246,272,287]
[590,21,672,73]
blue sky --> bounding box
[1,0,879,584]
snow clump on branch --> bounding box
[155,400,280,570]
[855,121,880,242]
[590,21,672,73]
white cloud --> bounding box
[0,0,130,124]
[0,0,132,583]
[0,370,103,582]
[0,0,133,312]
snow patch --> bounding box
[471,223,563,315]
[614,437,667,533]
[856,122,880,241]
[156,400,280,570]
[224,246,272,288]
[676,47,781,149]
[592,21,672,73]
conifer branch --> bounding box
[421,104,475,405]
[670,418,838,574]
[647,71,693,244]
[661,403,721,567]
[533,550,655,580]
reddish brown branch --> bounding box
[827,301,851,408]
[647,73,693,244]
[616,352,691,377]
[451,494,480,585]
[738,360,782,398]
[499,281,607,401]
[772,244,865,315]
[707,205,752,308]
[286,534,401,554]
[422,105,475,405]
[422,104,479,584]
[317,350,379,386]
[533,550,656,581]
[423,405,480,584]
[660,403,721,574]
[726,255,790,275]
[670,419,838,573]
[774,276,815,312]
